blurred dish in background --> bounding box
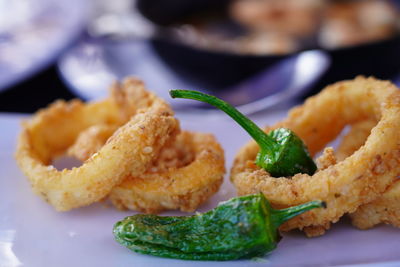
[134,0,400,89]
[213,0,325,55]
[231,0,323,37]
[58,38,329,114]
[0,0,89,91]
[58,0,330,114]
[319,0,399,49]
[58,0,400,114]
[142,0,399,55]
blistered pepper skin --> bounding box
[257,128,317,177]
[169,90,317,177]
[113,194,324,261]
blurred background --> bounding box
[1,0,400,113]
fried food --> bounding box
[231,77,400,237]
[335,120,377,162]
[350,181,400,229]
[301,120,376,236]
[109,131,225,213]
[68,128,225,213]
[15,78,179,211]
[67,124,119,162]
[335,120,400,230]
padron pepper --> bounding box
[113,194,325,261]
[169,90,317,177]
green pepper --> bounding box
[113,194,325,261]
[169,90,317,177]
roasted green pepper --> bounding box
[169,90,317,177]
[113,194,324,261]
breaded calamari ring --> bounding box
[15,78,179,211]
[335,120,400,229]
[68,129,225,213]
[109,131,225,213]
[335,120,377,162]
[301,120,376,236]
[67,124,119,162]
[231,77,400,237]
[350,181,400,229]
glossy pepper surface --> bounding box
[169,90,317,177]
[113,194,324,261]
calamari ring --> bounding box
[68,129,225,213]
[336,120,400,230]
[67,124,119,162]
[109,131,225,213]
[350,181,400,229]
[231,77,400,237]
[15,78,179,211]
[301,120,376,236]
[335,120,377,162]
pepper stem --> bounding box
[270,201,326,228]
[170,90,277,149]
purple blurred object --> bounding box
[0,0,90,92]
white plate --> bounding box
[1,112,400,267]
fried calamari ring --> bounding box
[335,120,400,229]
[231,77,400,237]
[335,120,377,162]
[67,124,119,162]
[68,129,225,213]
[109,131,225,213]
[350,181,400,229]
[15,78,179,211]
[301,120,376,236]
